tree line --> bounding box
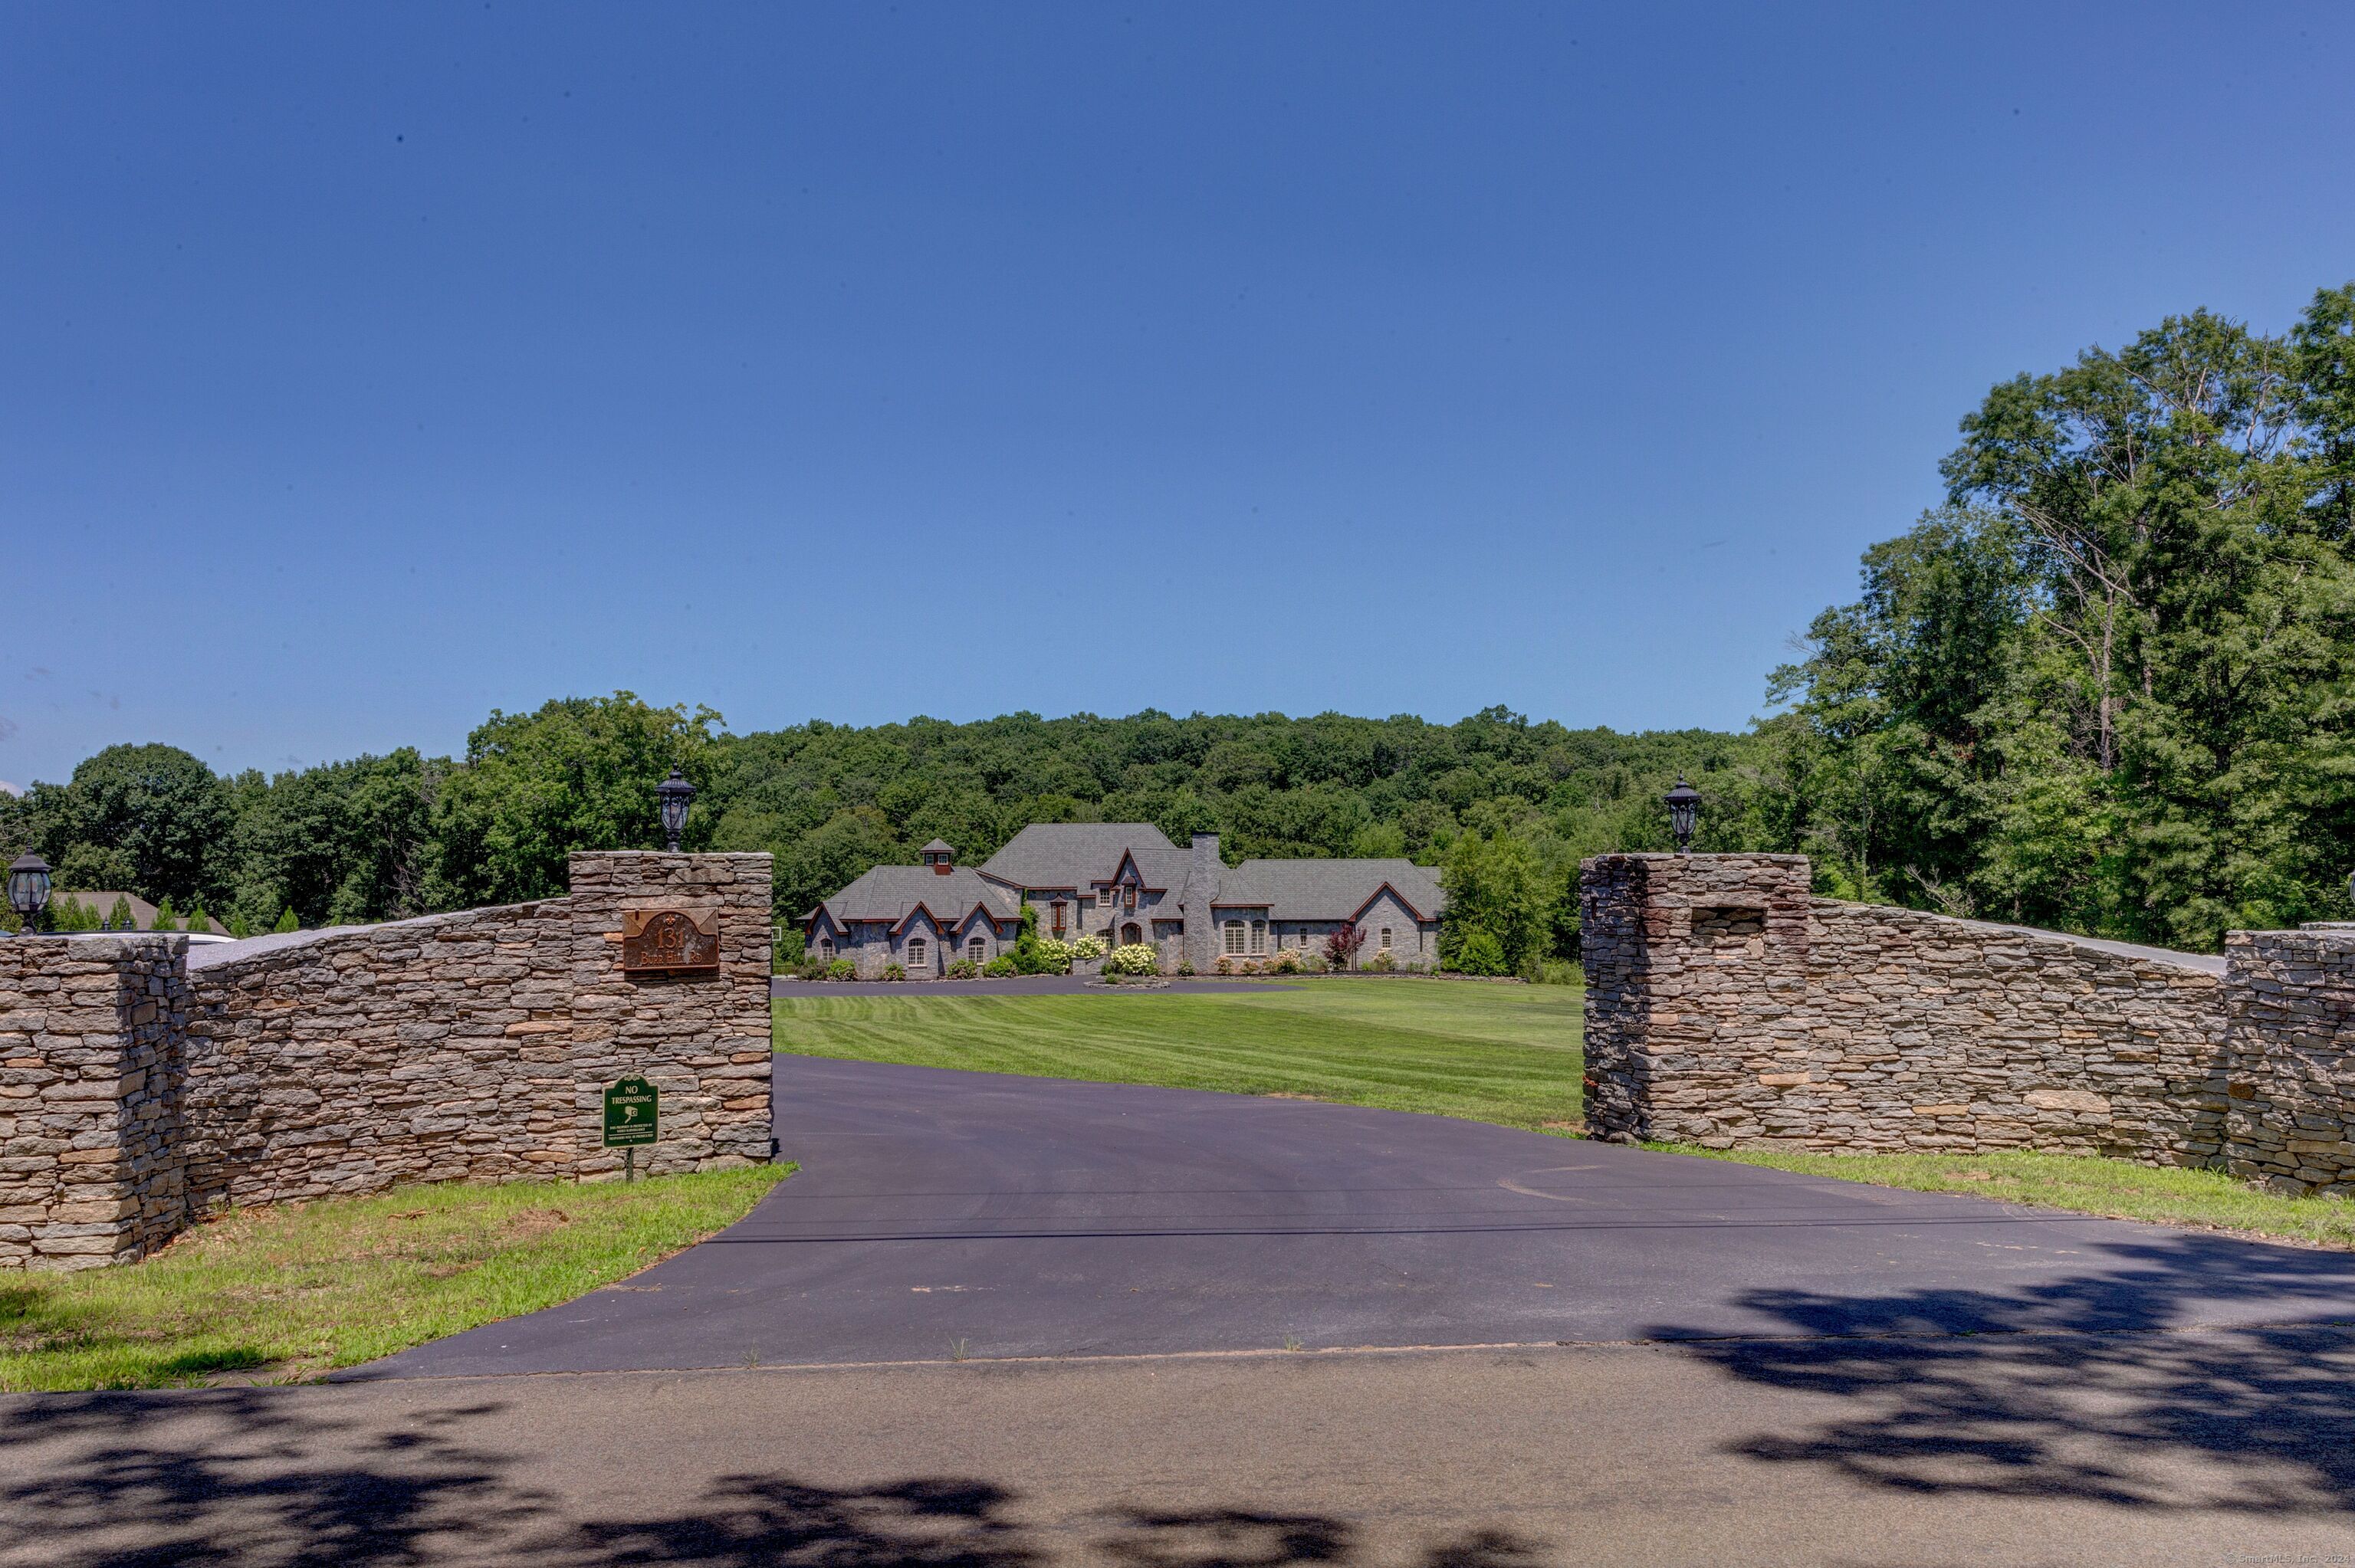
[5,281,2348,957]
[0,699,1759,967]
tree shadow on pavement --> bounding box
[0,1390,1547,1567]
[1644,1231,2355,1513]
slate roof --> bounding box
[978,823,1177,891]
[812,865,1020,927]
[1210,858,1446,921]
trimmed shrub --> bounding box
[1368,949,1396,973]
[1269,949,1302,975]
[984,955,1018,978]
[1175,959,1195,976]
[1103,943,1159,976]
[1452,930,1509,976]
[882,962,907,981]
[826,957,856,980]
[947,957,980,979]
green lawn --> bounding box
[773,979,1586,1131]
[1667,1145,2355,1250]
[1,1166,790,1392]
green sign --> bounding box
[603,1076,659,1148]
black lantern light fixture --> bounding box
[656,767,696,853]
[7,851,54,935]
[1663,778,1702,855]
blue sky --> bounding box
[5,2,2352,788]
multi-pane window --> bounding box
[969,937,986,963]
[1051,900,1066,934]
[1223,921,1246,955]
[1250,921,1266,955]
[819,938,835,959]
[907,937,927,969]
[1380,927,1393,950]
[1124,884,1138,910]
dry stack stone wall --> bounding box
[0,937,191,1270]
[2,851,774,1271]
[1581,852,2241,1167]
[2222,927,2355,1194]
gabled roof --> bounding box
[809,865,1020,927]
[977,822,1176,891]
[919,839,954,855]
[1210,858,1445,922]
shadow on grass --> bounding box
[0,1389,1543,1566]
[1645,1230,2355,1513]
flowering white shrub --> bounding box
[1103,943,1161,976]
[1034,937,1073,972]
[1069,934,1107,961]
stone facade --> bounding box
[1581,853,2237,1166]
[0,937,191,1269]
[2,851,774,1270]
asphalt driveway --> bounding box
[360,1057,2355,1377]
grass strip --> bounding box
[1,1165,791,1392]
[1659,1145,2355,1249]
[774,982,1586,1131]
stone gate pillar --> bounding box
[1578,854,1812,1145]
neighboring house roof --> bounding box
[810,865,1020,927]
[51,890,232,935]
[1210,859,1446,922]
[978,823,1176,891]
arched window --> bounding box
[907,937,928,970]
[1122,922,1143,946]
[1250,920,1266,955]
[819,937,835,959]
[1379,927,1393,950]
[1051,900,1066,934]
[968,937,986,963]
[1223,921,1245,955]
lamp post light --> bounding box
[656,768,696,853]
[1663,778,1702,855]
[7,852,53,935]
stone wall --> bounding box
[2,851,774,1270]
[0,937,191,1269]
[1581,853,2234,1165]
[2221,927,2355,1194]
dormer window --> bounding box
[921,839,955,875]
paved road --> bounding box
[364,1057,2355,1377]
[15,1341,2355,1565]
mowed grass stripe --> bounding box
[772,983,1585,1130]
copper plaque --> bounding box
[621,908,721,973]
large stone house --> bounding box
[803,824,1445,979]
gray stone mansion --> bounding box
[803,825,1445,978]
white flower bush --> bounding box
[1102,943,1160,976]
[1033,937,1074,972]
[1069,933,1107,961]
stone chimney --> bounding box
[1185,832,1221,973]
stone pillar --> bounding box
[2220,925,2355,1195]
[1578,854,1812,1145]
[0,937,189,1270]
[565,852,776,1176]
